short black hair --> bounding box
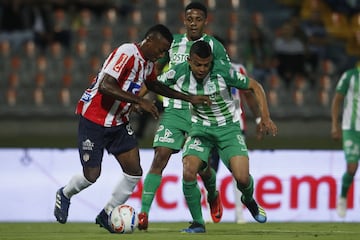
[145,24,173,43]
[185,2,207,18]
[190,40,212,58]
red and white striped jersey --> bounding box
[76,43,157,127]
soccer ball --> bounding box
[110,204,138,234]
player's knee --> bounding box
[183,167,198,181]
[234,175,249,188]
[83,170,100,183]
[123,166,143,177]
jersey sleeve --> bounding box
[225,65,250,89]
[336,71,350,95]
[212,60,249,89]
[159,62,187,86]
[211,37,231,64]
[158,68,177,86]
[103,46,134,81]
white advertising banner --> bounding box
[0,149,358,222]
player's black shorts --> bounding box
[77,116,138,167]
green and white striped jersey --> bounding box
[336,67,360,131]
[158,33,230,110]
[162,60,249,127]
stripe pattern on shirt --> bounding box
[336,68,360,131]
[76,43,155,127]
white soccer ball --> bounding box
[110,204,138,234]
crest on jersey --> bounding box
[207,81,216,100]
[113,53,129,72]
[83,153,90,162]
[207,81,216,93]
[166,69,176,79]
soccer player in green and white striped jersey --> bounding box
[162,40,277,232]
[139,2,229,231]
[156,32,230,110]
[331,65,360,218]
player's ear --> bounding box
[204,19,208,26]
[145,35,153,43]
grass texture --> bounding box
[1,222,359,240]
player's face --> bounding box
[188,53,213,81]
[184,9,207,41]
[145,34,171,62]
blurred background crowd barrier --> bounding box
[0,0,359,147]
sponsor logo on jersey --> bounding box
[164,129,172,138]
[159,129,174,143]
[82,139,94,151]
[171,53,188,63]
[157,125,164,132]
[127,82,141,95]
[154,134,159,142]
[188,137,204,152]
[80,91,91,102]
[113,53,129,72]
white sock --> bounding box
[104,173,141,215]
[62,174,92,199]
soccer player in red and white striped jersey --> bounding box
[54,24,210,233]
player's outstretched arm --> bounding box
[145,80,211,106]
[248,78,278,137]
[241,90,263,139]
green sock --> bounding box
[183,180,204,225]
[237,175,254,203]
[341,172,354,198]
[141,173,161,214]
[202,168,217,202]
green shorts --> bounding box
[153,108,191,151]
[342,130,360,163]
[183,121,248,169]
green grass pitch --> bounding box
[1,222,359,240]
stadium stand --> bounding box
[0,0,358,122]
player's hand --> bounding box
[129,103,142,114]
[138,99,159,120]
[331,126,341,140]
[258,118,278,137]
[190,95,212,106]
